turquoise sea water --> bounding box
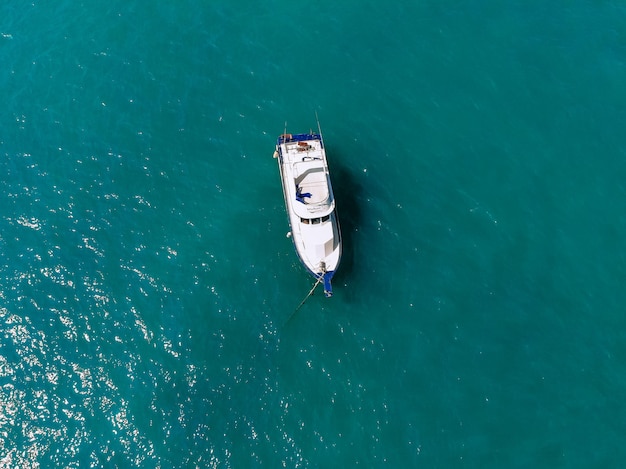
[2,1,626,467]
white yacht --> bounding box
[273,129,341,297]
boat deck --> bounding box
[295,163,329,205]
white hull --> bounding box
[274,133,341,296]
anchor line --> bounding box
[285,264,327,325]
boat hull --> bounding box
[275,133,341,296]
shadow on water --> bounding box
[330,158,362,285]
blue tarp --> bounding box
[323,271,334,297]
[277,133,322,145]
[296,185,312,203]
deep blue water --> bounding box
[2,1,626,467]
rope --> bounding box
[284,266,326,326]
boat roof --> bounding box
[278,132,335,217]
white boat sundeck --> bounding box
[273,127,342,297]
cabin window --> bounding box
[301,215,330,225]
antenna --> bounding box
[315,110,324,146]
